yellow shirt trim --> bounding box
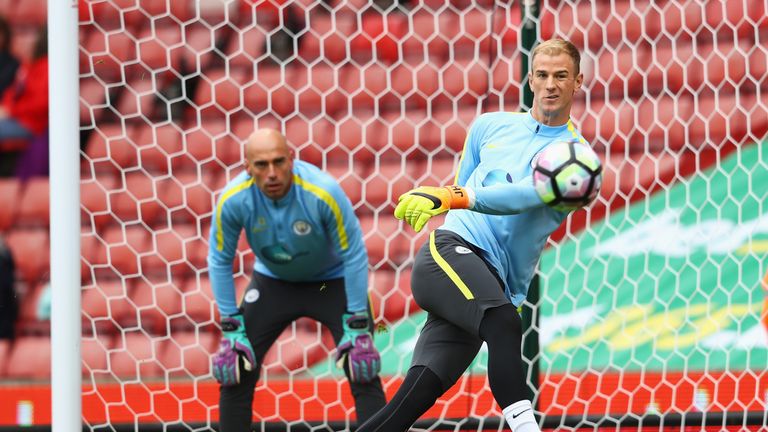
[294,174,349,250]
[567,120,587,144]
[216,178,254,251]
[429,231,474,300]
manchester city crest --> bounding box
[293,220,311,235]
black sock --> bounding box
[356,365,444,432]
[479,303,527,408]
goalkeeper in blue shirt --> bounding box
[208,128,386,431]
[358,39,592,432]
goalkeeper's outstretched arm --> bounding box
[394,178,545,232]
[469,175,544,215]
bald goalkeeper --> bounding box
[207,129,386,431]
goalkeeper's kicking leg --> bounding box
[357,308,534,432]
[358,230,540,432]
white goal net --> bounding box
[4,0,767,430]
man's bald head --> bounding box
[244,128,295,200]
[245,129,290,160]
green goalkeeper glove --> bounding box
[394,185,472,232]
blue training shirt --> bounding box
[208,160,369,316]
[441,110,591,307]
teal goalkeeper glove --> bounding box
[335,311,381,384]
[394,186,472,232]
[212,313,256,386]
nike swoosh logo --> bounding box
[411,192,442,210]
[512,408,531,419]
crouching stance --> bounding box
[208,129,386,431]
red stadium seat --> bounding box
[197,0,237,27]
[194,68,247,115]
[81,335,112,376]
[359,214,406,267]
[182,276,219,326]
[743,93,768,142]
[132,278,186,333]
[137,0,192,23]
[81,278,137,331]
[83,30,137,83]
[381,109,439,154]
[418,157,459,186]
[291,64,347,116]
[539,2,596,50]
[604,152,677,198]
[226,24,268,68]
[0,178,21,231]
[641,42,698,95]
[371,269,419,323]
[102,224,151,277]
[12,0,47,25]
[575,99,621,150]
[6,336,51,379]
[109,171,163,225]
[599,0,660,49]
[401,10,450,61]
[179,22,218,72]
[0,0,14,19]
[632,95,692,152]
[242,65,294,117]
[592,46,646,100]
[350,12,405,64]
[5,228,48,284]
[81,176,118,231]
[157,330,216,377]
[689,91,748,147]
[363,158,421,212]
[135,22,184,73]
[83,0,145,32]
[174,122,219,171]
[142,223,205,278]
[369,270,397,322]
[453,9,495,56]
[705,0,767,39]
[17,281,48,326]
[489,53,523,110]
[431,106,477,154]
[262,325,335,374]
[80,76,110,126]
[0,339,9,376]
[657,1,705,41]
[81,228,109,284]
[83,123,139,176]
[326,115,385,165]
[135,123,185,175]
[157,170,222,223]
[109,332,163,379]
[697,42,748,91]
[439,57,489,107]
[278,116,320,166]
[326,163,367,209]
[299,12,352,64]
[338,63,390,113]
[390,61,440,109]
[183,119,242,169]
[115,77,158,120]
[284,117,328,166]
[746,45,768,91]
[17,178,49,228]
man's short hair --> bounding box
[531,38,581,75]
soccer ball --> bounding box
[532,140,602,212]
